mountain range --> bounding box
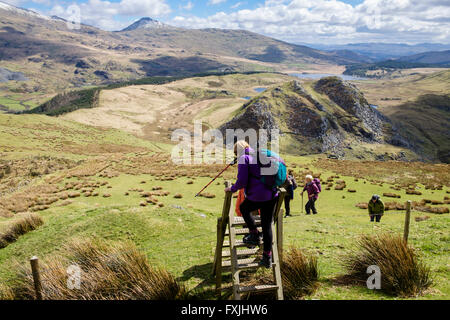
[308,43,450,61]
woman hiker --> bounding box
[368,194,384,222]
[224,140,280,269]
[301,175,319,215]
[284,170,297,218]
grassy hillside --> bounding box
[0,112,448,299]
[0,5,350,114]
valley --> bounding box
[0,0,448,302]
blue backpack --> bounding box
[257,149,287,188]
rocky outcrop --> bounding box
[220,98,279,134]
[315,77,386,141]
[219,78,410,159]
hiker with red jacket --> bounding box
[224,140,282,269]
[301,175,320,215]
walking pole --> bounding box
[195,158,237,197]
[301,192,304,213]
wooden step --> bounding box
[238,284,279,293]
[222,258,276,270]
[222,247,259,258]
[225,227,262,236]
[232,216,261,226]
[223,239,262,248]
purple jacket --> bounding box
[303,182,319,200]
[230,148,277,202]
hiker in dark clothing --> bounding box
[301,175,319,215]
[224,140,280,269]
[284,170,297,218]
[368,194,384,222]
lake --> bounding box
[254,87,267,93]
[289,73,368,81]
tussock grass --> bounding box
[0,212,44,249]
[7,239,185,300]
[342,234,432,297]
[247,247,319,300]
[281,247,319,298]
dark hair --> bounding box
[371,194,380,201]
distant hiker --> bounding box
[225,140,285,269]
[284,170,297,218]
[301,175,320,215]
[368,194,384,222]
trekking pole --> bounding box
[301,192,304,213]
[195,158,237,197]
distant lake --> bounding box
[370,105,379,109]
[289,73,368,81]
[254,87,267,93]
[242,96,251,100]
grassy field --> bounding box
[0,112,448,299]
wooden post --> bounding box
[274,188,286,262]
[214,181,233,296]
[212,217,222,276]
[30,256,43,300]
[403,200,412,243]
[277,209,284,262]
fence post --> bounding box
[30,256,43,300]
[403,200,412,243]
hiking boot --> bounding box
[259,253,272,269]
[243,232,260,247]
[284,213,291,218]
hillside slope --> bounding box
[0,2,354,112]
[397,50,450,66]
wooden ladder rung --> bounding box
[225,227,262,236]
[238,284,279,293]
[223,239,262,248]
[222,257,276,270]
[222,247,259,258]
[232,217,261,226]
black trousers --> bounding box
[370,215,382,222]
[284,196,292,215]
[305,198,317,214]
[240,197,278,252]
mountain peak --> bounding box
[120,17,168,32]
[0,1,49,20]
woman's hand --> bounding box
[224,187,232,192]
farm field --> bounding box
[0,110,448,300]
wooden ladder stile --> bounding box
[214,182,286,300]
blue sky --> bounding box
[10,1,366,19]
[3,0,450,44]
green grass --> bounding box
[0,167,448,299]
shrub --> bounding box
[355,202,368,209]
[0,213,44,249]
[342,234,432,297]
[281,248,319,299]
[383,193,401,198]
[384,201,406,211]
[7,239,185,300]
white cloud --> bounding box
[50,0,171,31]
[182,1,194,10]
[209,0,226,5]
[231,2,244,9]
[170,0,450,44]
